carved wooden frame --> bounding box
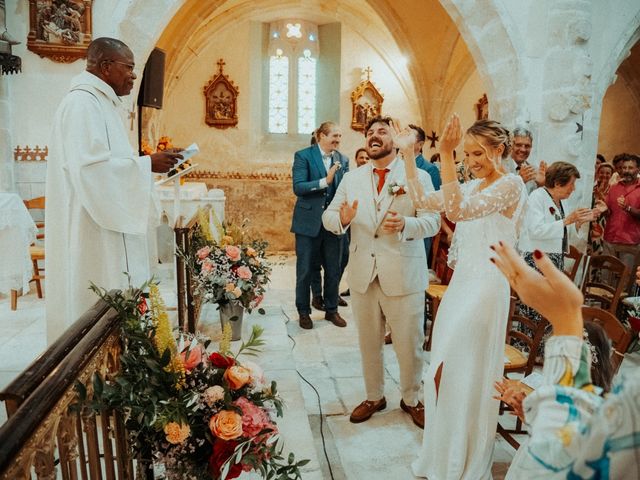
[203,58,239,129]
[476,93,489,120]
[27,0,92,63]
[350,70,384,132]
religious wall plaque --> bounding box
[203,58,239,129]
[27,0,92,63]
[350,67,384,133]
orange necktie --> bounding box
[374,168,390,194]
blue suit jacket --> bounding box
[291,145,349,237]
[416,154,442,191]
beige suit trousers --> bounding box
[351,276,425,406]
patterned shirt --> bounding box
[506,336,640,479]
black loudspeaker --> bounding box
[138,48,165,109]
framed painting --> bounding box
[204,59,239,129]
[27,0,92,63]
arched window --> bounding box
[267,21,318,135]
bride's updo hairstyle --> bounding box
[465,119,511,160]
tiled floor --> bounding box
[2,256,637,478]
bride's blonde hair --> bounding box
[466,120,511,168]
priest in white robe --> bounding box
[45,38,181,344]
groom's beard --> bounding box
[366,139,394,160]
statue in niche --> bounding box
[351,67,384,132]
[204,58,239,129]
[27,0,92,63]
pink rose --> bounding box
[233,397,276,438]
[237,266,252,280]
[201,260,215,273]
[197,246,211,259]
[180,346,203,371]
[225,245,241,262]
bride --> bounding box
[395,115,527,479]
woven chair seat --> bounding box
[426,284,448,300]
[504,344,527,370]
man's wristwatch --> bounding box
[626,205,632,213]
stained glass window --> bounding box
[297,51,316,134]
[268,54,289,134]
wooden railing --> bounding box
[174,207,207,334]
[0,294,138,479]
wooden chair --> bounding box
[499,313,549,449]
[582,306,633,373]
[564,245,584,282]
[23,196,45,299]
[582,254,629,314]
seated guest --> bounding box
[490,243,640,480]
[517,162,593,350]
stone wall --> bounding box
[186,173,296,252]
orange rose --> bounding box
[164,421,191,444]
[209,410,243,440]
[224,365,251,390]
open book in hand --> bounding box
[167,143,199,177]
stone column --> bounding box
[0,75,14,192]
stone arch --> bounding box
[438,0,526,125]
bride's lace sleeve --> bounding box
[407,177,444,212]
[442,174,523,222]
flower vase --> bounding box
[219,303,244,341]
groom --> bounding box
[322,116,440,428]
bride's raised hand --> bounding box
[439,114,462,156]
[390,118,417,152]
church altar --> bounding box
[154,182,225,263]
[0,193,37,295]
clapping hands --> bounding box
[440,114,462,155]
[339,199,359,227]
[389,118,417,151]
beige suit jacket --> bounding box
[322,159,440,296]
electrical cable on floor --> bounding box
[281,306,336,480]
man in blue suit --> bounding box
[409,124,441,262]
[291,121,349,329]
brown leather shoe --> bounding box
[350,397,387,423]
[400,399,425,429]
[338,296,348,307]
[325,311,347,327]
[299,313,313,330]
[311,296,325,311]
[384,332,392,344]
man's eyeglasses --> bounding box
[103,59,135,72]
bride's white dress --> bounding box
[410,174,527,480]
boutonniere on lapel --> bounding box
[549,206,562,221]
[388,181,406,196]
[333,160,342,170]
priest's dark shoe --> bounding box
[350,398,387,423]
[311,296,325,311]
[338,296,348,307]
[299,313,313,330]
[325,311,347,327]
[400,399,425,429]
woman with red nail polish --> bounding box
[401,115,528,480]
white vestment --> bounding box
[45,71,153,344]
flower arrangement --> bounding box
[188,210,272,313]
[141,135,173,155]
[387,181,406,196]
[78,282,308,480]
